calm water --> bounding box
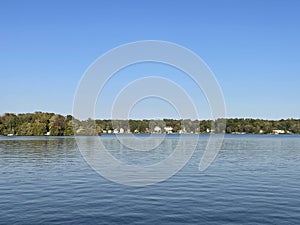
[1,135,300,224]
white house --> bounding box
[113,129,119,134]
[164,126,173,134]
[153,126,161,133]
[178,127,187,134]
[273,129,285,134]
[76,128,85,134]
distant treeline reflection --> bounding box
[0,112,299,136]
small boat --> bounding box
[7,134,14,137]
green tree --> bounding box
[49,115,65,136]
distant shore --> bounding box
[1,112,299,136]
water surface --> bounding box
[1,135,300,224]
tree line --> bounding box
[0,112,299,136]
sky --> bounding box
[1,0,300,120]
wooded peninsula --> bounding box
[0,112,299,136]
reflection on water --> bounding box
[0,135,300,224]
[0,136,77,158]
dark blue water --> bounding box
[1,135,300,224]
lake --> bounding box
[1,135,300,224]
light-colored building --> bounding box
[153,126,161,133]
[179,127,187,134]
[76,128,84,134]
[113,129,119,134]
[164,126,173,134]
[273,129,285,134]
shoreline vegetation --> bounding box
[0,112,299,136]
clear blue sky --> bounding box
[1,0,300,119]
